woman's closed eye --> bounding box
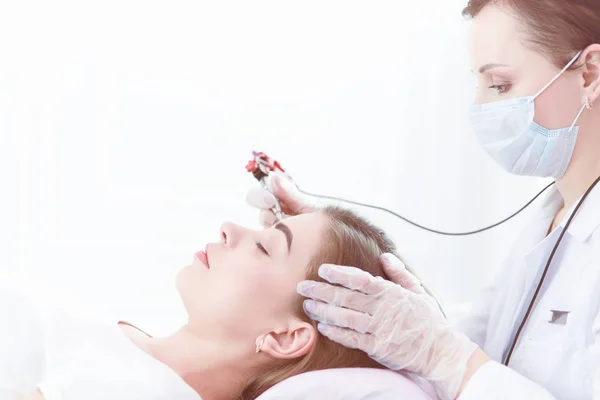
[256,242,270,256]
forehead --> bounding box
[469,5,527,66]
[282,212,329,265]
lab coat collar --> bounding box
[538,184,563,222]
[520,185,562,278]
[557,181,600,242]
[522,184,563,244]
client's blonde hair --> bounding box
[239,206,403,399]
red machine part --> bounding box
[246,151,288,181]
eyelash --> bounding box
[489,84,512,94]
[256,242,269,256]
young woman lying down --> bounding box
[8,207,432,400]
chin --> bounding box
[175,264,207,309]
[175,273,193,316]
[175,264,194,295]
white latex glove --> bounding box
[296,253,479,400]
[245,172,316,227]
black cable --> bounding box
[297,181,556,236]
[503,174,600,366]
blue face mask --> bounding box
[469,50,588,180]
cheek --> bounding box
[214,271,300,338]
[220,269,298,316]
[181,261,302,337]
[534,77,583,129]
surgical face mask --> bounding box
[469,50,587,180]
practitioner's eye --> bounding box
[256,242,270,256]
[488,83,512,94]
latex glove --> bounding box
[245,172,316,227]
[297,253,479,400]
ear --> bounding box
[257,320,316,360]
[581,44,600,106]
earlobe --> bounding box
[257,320,316,360]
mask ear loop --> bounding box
[568,99,588,132]
[531,50,584,101]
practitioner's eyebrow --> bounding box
[477,63,510,74]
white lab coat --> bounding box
[457,183,600,399]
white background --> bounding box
[0,0,551,332]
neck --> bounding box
[136,325,257,400]
[556,127,600,210]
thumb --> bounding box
[380,253,425,294]
[246,186,277,210]
[267,172,295,197]
[266,173,310,213]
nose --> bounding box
[473,90,486,106]
[220,222,245,248]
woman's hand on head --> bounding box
[296,253,486,400]
[246,172,316,227]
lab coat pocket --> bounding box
[513,306,583,395]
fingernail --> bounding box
[380,253,393,263]
[317,323,330,335]
[297,281,316,296]
[318,264,333,280]
[381,253,406,269]
[303,299,317,315]
[266,174,280,193]
[271,173,292,194]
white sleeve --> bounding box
[457,361,555,400]
[455,264,508,348]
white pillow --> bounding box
[257,368,438,400]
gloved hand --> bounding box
[297,253,480,400]
[245,172,316,227]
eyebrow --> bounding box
[478,63,509,74]
[274,222,293,254]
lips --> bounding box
[195,249,210,269]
